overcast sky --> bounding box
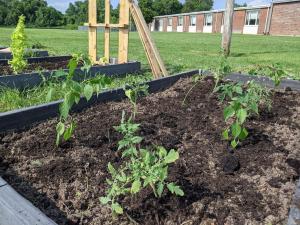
[46,0,271,13]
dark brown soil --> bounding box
[0,60,70,75]
[0,77,300,225]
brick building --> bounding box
[151,0,300,36]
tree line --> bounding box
[0,0,215,27]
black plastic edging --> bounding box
[0,70,199,133]
[0,55,72,66]
[0,61,141,90]
[225,73,300,91]
[0,49,49,60]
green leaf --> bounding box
[56,122,65,136]
[167,182,183,196]
[224,105,235,121]
[239,128,249,140]
[231,139,238,148]
[222,129,229,140]
[84,84,94,101]
[99,196,110,205]
[157,182,164,197]
[231,122,242,139]
[173,186,184,196]
[236,108,247,124]
[167,182,175,193]
[63,122,76,141]
[112,203,123,214]
[56,122,65,146]
[46,88,54,102]
[158,146,167,158]
[164,149,179,164]
[131,179,141,194]
[108,163,116,175]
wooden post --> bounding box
[88,0,97,62]
[118,0,129,63]
[222,0,234,56]
[104,0,110,61]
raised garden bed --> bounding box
[0,48,49,60]
[0,56,141,90]
[0,73,299,225]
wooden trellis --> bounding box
[85,0,168,78]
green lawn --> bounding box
[1,27,300,76]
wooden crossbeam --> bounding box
[84,23,128,28]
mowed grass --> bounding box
[1,27,300,76]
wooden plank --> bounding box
[0,177,7,186]
[0,180,57,225]
[130,8,161,78]
[133,3,168,77]
[88,0,97,63]
[129,0,168,78]
[104,0,111,60]
[84,23,128,28]
[118,0,129,64]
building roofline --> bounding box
[273,0,300,3]
[153,5,270,19]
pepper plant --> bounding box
[53,54,112,145]
[9,15,28,74]
[217,81,271,148]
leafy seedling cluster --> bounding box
[100,85,183,215]
[216,81,271,148]
[248,63,287,87]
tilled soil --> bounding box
[0,60,70,75]
[0,77,300,225]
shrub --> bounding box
[9,15,28,74]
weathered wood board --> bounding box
[0,177,57,225]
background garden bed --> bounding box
[0,48,49,60]
[0,56,141,90]
[0,75,299,225]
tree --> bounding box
[234,2,247,7]
[182,0,214,13]
[153,0,183,16]
[0,0,65,27]
[65,0,115,25]
[35,7,64,27]
[138,0,157,24]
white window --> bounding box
[168,17,172,26]
[245,10,259,25]
[190,15,196,26]
[178,16,183,26]
[204,14,212,26]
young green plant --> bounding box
[100,112,184,215]
[217,81,271,148]
[53,55,112,145]
[9,15,28,74]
